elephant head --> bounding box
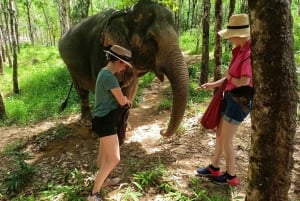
[59,0,189,137]
[102,1,189,136]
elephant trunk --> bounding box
[160,46,189,137]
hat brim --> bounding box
[104,50,133,68]
[218,28,250,39]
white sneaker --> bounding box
[87,192,102,201]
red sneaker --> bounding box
[195,164,222,177]
[212,172,239,186]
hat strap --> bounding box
[227,25,249,29]
[110,50,131,62]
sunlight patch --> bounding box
[126,124,162,151]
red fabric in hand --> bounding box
[200,80,227,130]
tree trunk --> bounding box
[298,1,300,16]
[0,25,3,75]
[239,0,248,13]
[24,0,34,45]
[186,0,191,31]
[41,4,55,46]
[225,0,235,51]
[0,29,4,75]
[14,5,19,53]
[190,0,197,28]
[1,0,12,67]
[0,3,6,64]
[0,44,3,75]
[80,0,90,19]
[0,92,6,119]
[175,0,183,31]
[8,0,19,94]
[0,26,5,63]
[246,1,297,201]
[199,0,210,84]
[229,0,236,21]
[70,0,90,24]
[213,0,222,82]
[56,0,70,36]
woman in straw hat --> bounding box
[195,14,253,186]
[88,45,133,201]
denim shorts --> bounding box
[221,92,250,125]
[92,109,118,138]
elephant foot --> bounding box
[160,129,172,138]
[80,110,92,126]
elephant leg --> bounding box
[72,79,92,124]
[79,89,92,123]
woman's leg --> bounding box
[211,117,224,167]
[92,134,120,194]
[220,120,239,176]
[96,142,105,169]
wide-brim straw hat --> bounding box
[104,45,133,68]
[218,14,250,39]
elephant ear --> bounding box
[101,10,130,48]
[102,31,115,47]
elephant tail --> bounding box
[59,82,73,112]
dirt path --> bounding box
[0,77,299,201]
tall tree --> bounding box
[247,1,297,201]
[186,0,191,31]
[239,0,248,13]
[1,0,12,67]
[0,25,3,74]
[199,0,210,84]
[229,0,236,20]
[0,25,4,63]
[13,1,19,53]
[174,0,184,31]
[8,0,19,94]
[56,0,69,36]
[225,0,235,51]
[70,0,90,24]
[213,0,222,81]
[296,0,300,16]
[36,1,57,46]
[24,0,35,45]
[190,0,198,29]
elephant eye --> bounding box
[134,12,154,24]
[134,13,143,22]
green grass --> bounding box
[0,45,79,125]
[132,162,164,189]
[139,72,156,88]
[3,151,36,193]
[158,99,172,112]
[180,29,202,54]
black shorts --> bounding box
[92,109,118,138]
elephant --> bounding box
[58,0,189,138]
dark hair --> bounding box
[106,53,118,62]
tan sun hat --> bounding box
[104,45,133,68]
[218,14,250,39]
